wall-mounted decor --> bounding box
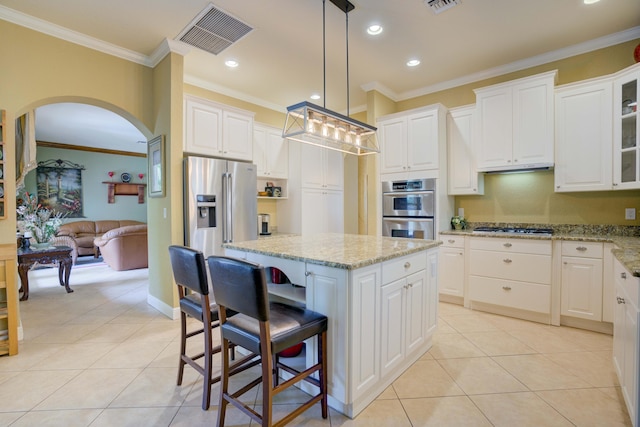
[148,135,165,198]
[36,159,85,218]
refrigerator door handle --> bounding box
[222,172,228,243]
[227,173,233,242]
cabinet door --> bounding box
[405,270,427,356]
[439,246,464,297]
[324,148,344,191]
[613,281,626,380]
[512,78,554,166]
[447,106,483,195]
[476,86,513,170]
[555,80,613,192]
[184,97,223,156]
[561,257,603,321]
[350,265,381,400]
[266,130,289,179]
[253,125,269,177]
[380,278,406,379]
[300,143,325,188]
[427,250,439,334]
[222,110,253,161]
[379,117,407,174]
[622,300,638,425]
[613,67,640,190]
[301,188,326,235]
[407,111,438,172]
[324,190,344,234]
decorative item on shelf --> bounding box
[120,172,131,183]
[138,173,144,182]
[108,171,114,181]
[272,187,282,197]
[451,215,467,230]
[16,192,64,247]
[22,231,31,249]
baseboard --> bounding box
[439,293,463,305]
[147,293,179,320]
[560,316,613,335]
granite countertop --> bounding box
[223,233,441,270]
[440,227,640,277]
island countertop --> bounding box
[223,233,441,270]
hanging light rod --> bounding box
[282,0,379,156]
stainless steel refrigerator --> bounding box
[184,156,258,257]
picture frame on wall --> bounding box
[148,135,165,198]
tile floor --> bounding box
[0,262,633,426]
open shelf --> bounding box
[267,282,306,304]
[102,182,146,204]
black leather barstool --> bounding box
[168,246,258,410]
[207,255,328,427]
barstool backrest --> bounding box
[168,245,209,295]
[207,256,269,322]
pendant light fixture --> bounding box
[282,0,379,156]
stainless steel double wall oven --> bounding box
[382,178,435,240]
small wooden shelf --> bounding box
[103,182,146,204]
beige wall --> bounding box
[368,38,640,228]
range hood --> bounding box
[482,163,554,174]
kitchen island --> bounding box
[223,233,440,418]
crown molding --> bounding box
[399,26,640,101]
[360,82,399,102]
[148,39,192,68]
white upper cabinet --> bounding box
[253,123,288,179]
[184,95,254,161]
[447,105,484,195]
[300,143,344,191]
[378,104,445,177]
[613,63,640,190]
[474,71,556,172]
[555,78,613,192]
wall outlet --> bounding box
[625,208,636,220]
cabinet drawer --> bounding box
[440,236,464,248]
[382,252,426,284]
[469,237,551,255]
[614,258,639,308]
[469,275,551,314]
[470,250,551,284]
[561,241,603,258]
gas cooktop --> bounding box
[472,226,554,236]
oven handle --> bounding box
[383,217,434,222]
[383,191,434,197]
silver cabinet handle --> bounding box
[621,272,627,279]
[502,286,512,291]
[404,262,411,269]
[503,259,512,263]
[305,271,311,277]
[503,243,512,248]
[617,296,626,304]
[576,246,587,251]
[448,239,455,244]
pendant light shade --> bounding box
[283,101,378,156]
[282,0,379,156]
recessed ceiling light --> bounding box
[407,59,421,67]
[367,24,383,35]
[583,0,600,3]
[310,93,321,100]
[225,59,239,68]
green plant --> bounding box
[451,215,467,230]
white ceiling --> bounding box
[1,0,639,154]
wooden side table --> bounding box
[17,246,73,301]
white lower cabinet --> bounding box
[560,241,604,322]
[438,236,465,302]
[468,237,552,319]
[612,258,639,427]
[380,252,428,379]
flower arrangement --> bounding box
[16,193,65,244]
[451,215,467,230]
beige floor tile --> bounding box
[170,405,250,426]
[29,323,102,344]
[470,392,573,427]
[34,368,141,410]
[544,351,619,387]
[401,396,492,426]
[433,318,458,334]
[0,370,82,411]
[462,330,537,356]
[90,407,179,427]
[124,321,181,343]
[376,385,397,400]
[392,360,464,399]
[537,388,633,427]
[438,302,469,316]
[75,322,145,343]
[428,333,486,359]
[0,412,24,426]
[252,403,332,426]
[182,366,259,407]
[90,340,171,369]
[331,399,411,426]
[8,409,102,427]
[506,328,587,353]
[438,357,527,395]
[0,342,64,371]
[439,314,502,333]
[547,326,613,351]
[493,354,591,390]
[110,367,196,407]
[29,342,118,370]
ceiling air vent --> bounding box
[176,3,253,55]
[424,0,461,14]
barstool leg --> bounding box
[177,312,187,386]
[202,321,213,410]
[320,331,328,419]
[218,338,230,427]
